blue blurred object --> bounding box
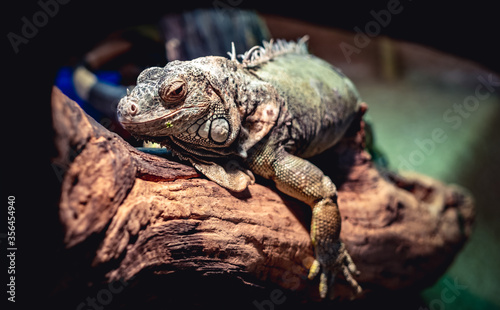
[54,66,122,120]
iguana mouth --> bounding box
[119,102,211,138]
[119,104,205,126]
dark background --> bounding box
[7,0,500,73]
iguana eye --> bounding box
[159,79,187,104]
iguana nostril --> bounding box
[128,102,138,116]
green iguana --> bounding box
[117,36,363,298]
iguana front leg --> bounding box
[248,144,362,298]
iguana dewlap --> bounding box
[117,37,362,298]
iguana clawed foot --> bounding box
[308,241,362,299]
[308,198,362,299]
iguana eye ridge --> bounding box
[137,66,164,84]
[159,79,187,104]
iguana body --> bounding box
[117,37,362,298]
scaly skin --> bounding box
[117,38,362,298]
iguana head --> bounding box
[117,57,241,149]
[118,57,258,192]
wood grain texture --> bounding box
[50,87,474,307]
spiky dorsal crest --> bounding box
[228,36,310,68]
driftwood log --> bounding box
[50,87,474,308]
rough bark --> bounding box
[50,87,474,307]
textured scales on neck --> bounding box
[228,35,310,68]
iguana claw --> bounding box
[308,242,362,299]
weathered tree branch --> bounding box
[50,87,474,307]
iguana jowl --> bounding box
[117,37,362,298]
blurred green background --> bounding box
[359,70,500,310]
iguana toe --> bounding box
[309,242,362,299]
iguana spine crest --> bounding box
[228,35,310,68]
